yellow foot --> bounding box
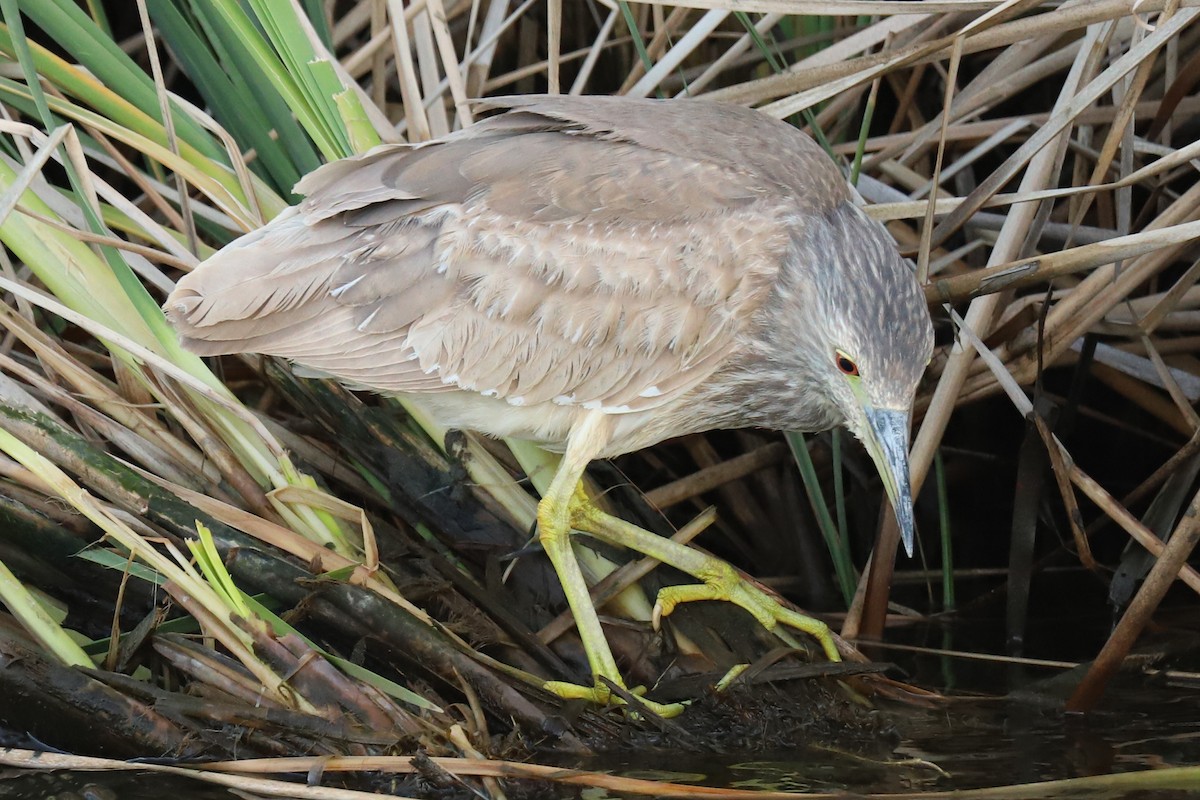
[652,560,841,663]
[714,663,751,692]
[543,679,688,718]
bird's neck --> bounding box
[684,354,842,435]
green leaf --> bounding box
[14,0,224,162]
[188,522,249,617]
[74,548,166,586]
[787,432,856,607]
[203,0,344,160]
[297,0,332,49]
[151,1,311,195]
[0,554,93,667]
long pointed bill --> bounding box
[862,407,917,557]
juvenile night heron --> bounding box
[165,95,933,714]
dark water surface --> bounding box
[3,619,1199,798]
[604,683,1200,796]
[590,615,1200,797]
[0,769,235,799]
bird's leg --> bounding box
[535,421,622,691]
[572,504,841,663]
[536,413,685,717]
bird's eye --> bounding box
[835,352,859,377]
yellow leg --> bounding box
[574,502,841,663]
[536,413,685,717]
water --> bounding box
[3,624,1199,798]
[587,617,1200,797]
[0,769,234,799]
[594,689,1200,795]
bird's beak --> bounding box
[861,407,917,557]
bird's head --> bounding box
[787,203,934,556]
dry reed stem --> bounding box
[953,309,1200,596]
[645,442,789,508]
[56,749,1200,798]
[1068,486,1200,711]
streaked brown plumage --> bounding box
[166,95,933,713]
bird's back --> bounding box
[165,96,852,449]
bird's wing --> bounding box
[474,95,850,213]
[166,119,797,413]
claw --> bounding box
[652,564,841,663]
[715,664,751,692]
[539,472,839,720]
[543,680,688,718]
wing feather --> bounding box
[166,100,810,423]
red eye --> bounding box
[836,354,859,376]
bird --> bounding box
[164,94,934,715]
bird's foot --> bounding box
[652,559,841,663]
[542,679,687,718]
[536,478,686,718]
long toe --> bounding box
[543,679,688,718]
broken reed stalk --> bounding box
[1067,494,1200,711]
